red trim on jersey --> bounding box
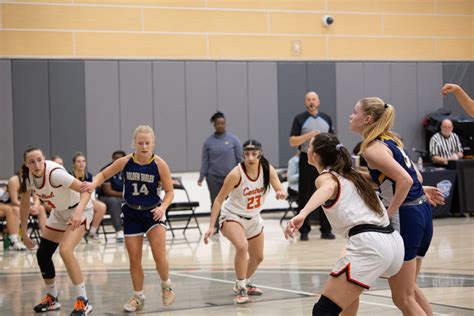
[242,162,260,182]
[247,227,264,241]
[234,176,242,188]
[49,167,64,188]
[330,262,370,289]
[33,163,47,189]
[45,225,66,233]
[321,171,341,209]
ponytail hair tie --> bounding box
[384,103,388,109]
[335,144,344,151]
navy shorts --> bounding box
[399,202,433,261]
[122,204,166,237]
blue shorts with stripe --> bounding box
[122,204,166,236]
[399,201,433,261]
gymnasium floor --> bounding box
[0,172,471,315]
[1,212,473,315]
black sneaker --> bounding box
[70,296,92,315]
[300,233,309,241]
[321,232,336,240]
[33,293,61,312]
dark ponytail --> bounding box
[20,146,42,193]
[311,134,384,217]
[242,139,270,193]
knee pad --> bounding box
[36,238,59,279]
[312,295,342,316]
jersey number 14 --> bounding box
[132,183,149,196]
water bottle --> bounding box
[3,232,10,250]
[417,156,424,172]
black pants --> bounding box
[206,173,226,231]
[298,152,332,235]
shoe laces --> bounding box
[129,296,141,306]
[40,295,53,306]
[74,298,86,311]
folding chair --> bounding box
[165,177,201,237]
[28,215,41,244]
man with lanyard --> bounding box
[289,91,335,241]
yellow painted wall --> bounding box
[1,0,473,60]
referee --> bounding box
[289,91,335,240]
[429,118,463,166]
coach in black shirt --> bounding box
[289,91,335,240]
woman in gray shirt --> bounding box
[198,112,243,234]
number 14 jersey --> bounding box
[222,163,268,218]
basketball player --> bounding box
[285,133,404,316]
[442,83,474,117]
[19,146,94,315]
[82,125,176,312]
[204,140,287,304]
[71,152,106,241]
[349,97,441,316]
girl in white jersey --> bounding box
[204,140,287,304]
[19,146,94,316]
[285,134,404,316]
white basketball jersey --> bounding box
[222,163,268,217]
[28,160,80,211]
[321,170,389,238]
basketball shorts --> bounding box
[399,201,433,261]
[220,208,264,240]
[46,205,94,232]
[330,231,404,289]
[122,204,166,237]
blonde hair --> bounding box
[358,97,402,153]
[132,125,156,148]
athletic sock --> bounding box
[75,282,87,300]
[46,282,58,298]
[161,279,171,289]
[134,290,145,299]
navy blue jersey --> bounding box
[70,170,93,182]
[368,137,423,204]
[122,154,161,208]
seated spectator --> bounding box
[287,151,299,197]
[71,152,106,242]
[0,188,26,250]
[51,155,64,166]
[97,150,126,242]
[429,119,463,166]
[7,170,48,233]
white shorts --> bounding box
[45,206,94,232]
[331,231,404,289]
[219,209,264,240]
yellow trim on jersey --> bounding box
[378,173,386,184]
[131,153,156,164]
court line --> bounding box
[171,271,406,311]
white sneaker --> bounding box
[123,295,144,312]
[116,231,124,243]
[87,232,101,243]
[9,240,27,251]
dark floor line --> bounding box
[362,292,474,311]
[138,295,311,314]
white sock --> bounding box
[236,279,246,290]
[46,283,58,297]
[134,290,145,299]
[89,226,98,235]
[75,282,87,300]
[161,279,171,290]
[9,234,19,243]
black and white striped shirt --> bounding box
[429,132,463,159]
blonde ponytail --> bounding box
[358,97,402,153]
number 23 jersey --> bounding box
[222,163,268,218]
